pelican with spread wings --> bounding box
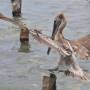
[0,13,90,80]
[47,13,90,80]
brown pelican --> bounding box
[47,13,90,80]
[0,13,90,80]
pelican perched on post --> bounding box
[47,13,90,80]
[28,13,90,80]
[22,13,90,80]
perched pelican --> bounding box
[47,13,90,80]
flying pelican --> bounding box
[47,13,90,80]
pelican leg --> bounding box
[48,55,68,72]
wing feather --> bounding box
[77,34,90,52]
[71,34,90,59]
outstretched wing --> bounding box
[71,34,90,59]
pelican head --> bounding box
[51,13,64,40]
[47,13,66,54]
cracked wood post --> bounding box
[11,0,22,17]
[42,72,57,90]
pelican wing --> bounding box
[30,29,71,56]
[71,34,90,59]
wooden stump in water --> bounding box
[42,72,57,90]
[0,13,30,52]
[19,26,30,52]
[11,0,22,17]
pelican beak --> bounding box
[47,20,57,54]
[47,19,61,55]
[51,20,58,40]
[52,17,62,39]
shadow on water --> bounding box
[0,0,90,90]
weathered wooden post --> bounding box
[11,0,22,17]
[0,13,30,52]
[42,72,57,90]
[19,24,30,52]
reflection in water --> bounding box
[0,0,90,90]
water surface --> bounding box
[0,0,90,90]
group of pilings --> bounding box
[11,0,22,17]
[1,0,57,90]
[11,0,30,52]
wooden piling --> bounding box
[42,72,56,90]
[19,26,30,52]
[0,13,30,52]
[11,0,22,17]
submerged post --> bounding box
[0,13,30,52]
[19,25,30,52]
[42,72,56,90]
[11,0,22,17]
